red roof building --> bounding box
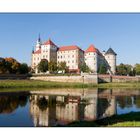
[43,39,56,46]
[33,48,41,54]
[58,45,84,52]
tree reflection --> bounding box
[134,96,140,108]
[117,96,132,109]
[97,98,109,118]
[0,95,28,114]
[37,97,48,111]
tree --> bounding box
[19,63,29,74]
[38,59,48,73]
[134,64,140,75]
[80,62,90,73]
[4,57,20,74]
[57,61,68,73]
[98,64,107,74]
[0,58,6,73]
[116,63,134,76]
[48,61,57,73]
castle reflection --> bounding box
[29,89,117,126]
[0,89,140,126]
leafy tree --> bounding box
[19,63,29,74]
[4,57,20,74]
[58,61,68,72]
[0,58,6,73]
[48,61,57,73]
[38,59,48,73]
[116,63,134,76]
[80,62,90,73]
[134,64,140,75]
[98,64,107,74]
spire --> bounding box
[36,34,41,47]
[105,47,117,55]
[32,46,34,53]
[38,33,41,42]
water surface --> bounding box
[0,88,140,126]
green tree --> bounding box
[80,62,90,73]
[116,63,134,76]
[98,64,107,74]
[38,59,48,73]
[19,63,29,74]
[134,64,140,75]
[58,61,68,73]
[48,61,57,73]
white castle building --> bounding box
[31,36,117,74]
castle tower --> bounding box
[85,44,98,73]
[35,35,41,51]
[104,48,117,75]
[41,38,58,62]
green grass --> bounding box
[0,80,95,89]
[0,80,140,90]
[66,112,140,127]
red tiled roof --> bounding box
[33,48,41,54]
[85,44,97,53]
[85,44,104,57]
[58,45,83,51]
[43,39,56,46]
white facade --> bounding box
[31,37,117,74]
[31,38,57,73]
[85,45,117,74]
[57,46,84,72]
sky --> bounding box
[0,13,140,66]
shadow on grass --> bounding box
[61,112,140,127]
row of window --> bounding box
[58,60,78,64]
[34,55,48,61]
[58,55,75,59]
[58,50,75,54]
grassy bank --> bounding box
[0,80,140,89]
[67,112,140,127]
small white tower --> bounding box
[104,48,117,75]
[35,34,41,51]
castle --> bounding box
[31,36,117,74]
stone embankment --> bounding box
[30,73,98,84]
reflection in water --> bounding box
[0,89,140,126]
[0,94,28,114]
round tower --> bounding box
[104,48,117,75]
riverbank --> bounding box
[67,112,140,127]
[1,80,140,89]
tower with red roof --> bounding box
[31,37,58,73]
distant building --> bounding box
[31,36,117,74]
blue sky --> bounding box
[0,13,140,65]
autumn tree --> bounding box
[4,57,20,74]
